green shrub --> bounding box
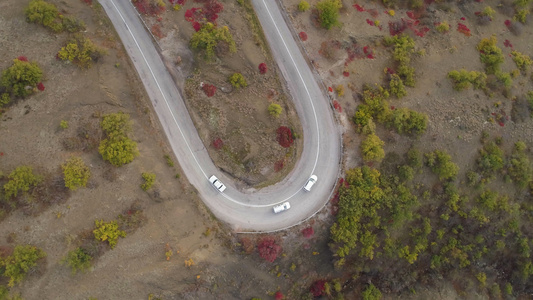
[316,0,342,29]
[100,112,132,138]
[93,219,126,249]
[164,154,174,167]
[228,73,247,89]
[513,9,530,23]
[385,35,416,87]
[62,156,91,191]
[513,0,532,6]
[390,108,428,136]
[407,148,422,169]
[190,22,236,60]
[62,247,92,274]
[361,134,385,163]
[481,6,496,18]
[60,120,69,129]
[25,0,62,32]
[57,35,106,69]
[362,284,382,300]
[3,166,42,199]
[98,137,139,167]
[436,22,450,33]
[511,51,533,71]
[1,59,43,98]
[298,0,310,11]
[508,141,532,188]
[477,141,504,177]
[388,74,407,98]
[268,103,283,117]
[425,150,459,181]
[398,165,414,181]
[3,245,46,287]
[141,172,156,191]
[0,93,11,108]
[496,71,513,88]
[61,15,86,33]
[477,36,504,74]
[447,69,487,91]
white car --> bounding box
[303,175,318,192]
[209,175,226,192]
[273,202,291,214]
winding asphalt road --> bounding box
[100,0,341,232]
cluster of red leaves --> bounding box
[457,23,471,36]
[257,237,282,263]
[17,56,28,62]
[342,71,350,77]
[363,45,375,59]
[345,43,366,66]
[299,31,308,41]
[504,19,512,28]
[388,13,428,37]
[212,138,223,150]
[491,110,509,127]
[276,126,293,148]
[333,100,342,113]
[37,82,45,91]
[184,0,223,30]
[366,19,375,26]
[151,24,165,39]
[133,0,166,16]
[258,63,268,74]
[274,160,284,172]
[310,280,327,297]
[274,291,284,300]
[82,0,92,5]
[406,11,418,19]
[302,227,314,238]
[353,4,365,11]
[504,39,513,48]
[328,86,333,93]
[202,83,216,97]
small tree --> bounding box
[190,22,236,60]
[62,156,91,191]
[98,137,139,167]
[362,284,382,300]
[62,247,92,274]
[257,237,282,263]
[298,0,310,11]
[361,134,385,163]
[25,0,62,32]
[316,0,342,30]
[268,103,283,117]
[141,172,156,191]
[276,126,294,148]
[93,219,126,249]
[3,245,46,287]
[228,73,247,89]
[3,166,42,199]
[57,35,106,69]
[1,59,43,98]
[425,150,459,181]
[100,112,132,138]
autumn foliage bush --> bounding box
[212,138,223,150]
[302,227,314,238]
[202,83,217,97]
[310,280,327,297]
[133,0,166,16]
[276,126,294,148]
[299,31,308,41]
[258,63,267,74]
[257,237,282,263]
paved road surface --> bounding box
[100,0,342,232]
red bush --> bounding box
[299,31,308,41]
[333,100,342,113]
[203,0,223,23]
[353,4,365,11]
[276,126,293,148]
[302,227,314,238]
[275,291,284,300]
[310,280,327,297]
[151,24,164,39]
[17,56,28,62]
[133,0,165,16]
[274,160,284,172]
[212,138,223,150]
[342,71,350,77]
[504,39,513,48]
[202,83,217,97]
[257,237,282,263]
[258,63,268,74]
[457,23,471,36]
[37,82,45,91]
[192,21,202,32]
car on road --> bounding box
[273,202,291,214]
[209,175,227,192]
[303,175,318,191]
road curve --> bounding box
[100,0,342,232]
